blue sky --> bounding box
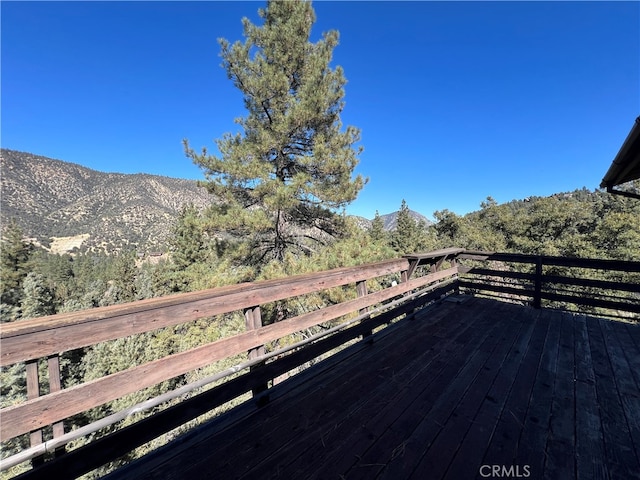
[2,1,638,220]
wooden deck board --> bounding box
[513,308,561,477]
[248,301,483,479]
[543,312,576,479]
[588,317,640,480]
[573,315,608,480]
[214,302,471,479]
[479,309,550,470]
[399,302,532,480]
[314,300,504,480]
[108,297,640,480]
[440,309,542,480]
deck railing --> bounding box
[456,250,640,319]
[3,248,638,478]
[0,250,460,477]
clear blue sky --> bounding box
[2,1,638,220]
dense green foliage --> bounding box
[184,0,365,265]
[433,184,640,261]
[0,219,35,310]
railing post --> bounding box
[356,280,373,342]
[450,255,460,294]
[400,269,408,283]
[26,359,44,467]
[48,354,65,455]
[534,255,543,309]
[356,280,369,314]
[244,306,268,404]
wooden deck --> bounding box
[109,296,640,480]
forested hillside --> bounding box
[3,185,637,324]
[433,185,640,261]
[0,149,212,253]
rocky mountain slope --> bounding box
[378,209,432,230]
[1,149,432,254]
[1,149,212,253]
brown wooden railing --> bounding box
[457,250,640,318]
[3,248,637,478]
[0,251,460,477]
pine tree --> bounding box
[184,0,366,266]
[390,200,419,254]
[0,219,34,309]
[20,272,55,319]
[170,204,207,270]
[106,251,138,304]
[369,210,387,243]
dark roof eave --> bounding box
[600,116,640,189]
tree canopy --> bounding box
[184,0,365,265]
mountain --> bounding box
[378,209,432,231]
[1,149,212,254]
[346,209,432,233]
[1,149,433,254]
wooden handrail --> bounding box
[2,256,454,445]
[0,268,456,442]
[459,250,640,272]
[14,247,635,474]
[456,250,640,316]
[0,258,410,366]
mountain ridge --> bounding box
[1,149,212,253]
[1,149,433,253]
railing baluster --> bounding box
[356,280,372,341]
[48,354,65,455]
[244,306,265,359]
[534,256,543,309]
[25,360,42,445]
[25,359,44,466]
[244,306,268,403]
[356,280,369,314]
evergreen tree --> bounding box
[113,251,138,303]
[433,208,461,244]
[20,272,55,319]
[170,204,208,270]
[184,0,365,266]
[0,220,34,309]
[369,210,387,243]
[390,200,421,254]
[101,251,138,305]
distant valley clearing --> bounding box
[49,234,90,254]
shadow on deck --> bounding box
[108,297,640,480]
